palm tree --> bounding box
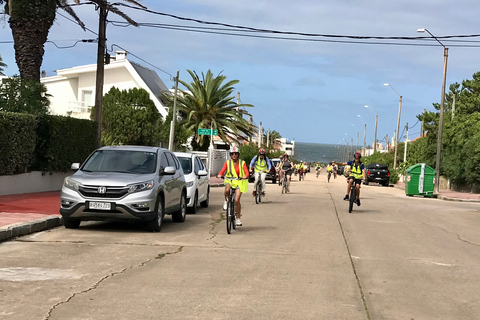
[1,0,144,81]
[168,69,256,150]
[0,54,7,76]
[268,130,282,149]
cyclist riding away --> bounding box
[337,152,366,206]
[217,146,249,226]
[249,148,272,197]
[279,154,294,190]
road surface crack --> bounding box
[422,222,480,246]
[326,183,372,320]
[43,246,183,320]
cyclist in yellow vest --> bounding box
[337,152,366,206]
[249,148,272,197]
[217,146,249,226]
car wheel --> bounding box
[272,176,276,184]
[147,196,164,232]
[200,187,210,208]
[172,192,187,222]
[63,218,81,229]
[364,180,369,185]
[383,181,390,187]
[188,192,198,214]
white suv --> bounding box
[174,152,210,214]
[60,146,187,232]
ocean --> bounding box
[294,142,355,164]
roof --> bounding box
[130,62,171,105]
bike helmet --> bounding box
[259,148,266,155]
[279,156,283,160]
[354,152,362,159]
[229,146,239,154]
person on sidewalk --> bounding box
[217,146,249,226]
[336,152,366,206]
[249,148,272,197]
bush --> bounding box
[0,112,37,174]
[34,115,97,171]
[389,167,400,184]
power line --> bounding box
[108,44,174,79]
[115,3,480,43]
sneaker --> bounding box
[343,195,349,201]
[261,191,266,196]
[252,191,256,197]
[236,218,242,226]
[356,199,361,206]
[223,201,227,210]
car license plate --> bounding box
[89,202,111,210]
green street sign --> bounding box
[198,128,218,135]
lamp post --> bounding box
[418,28,448,194]
[168,70,180,151]
[364,105,378,154]
[384,83,402,169]
[357,115,367,156]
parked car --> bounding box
[174,152,210,214]
[249,157,279,184]
[365,163,390,186]
[60,146,187,232]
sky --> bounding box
[1,0,480,145]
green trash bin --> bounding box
[405,163,436,197]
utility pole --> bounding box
[386,134,389,151]
[168,70,180,151]
[351,138,354,156]
[374,115,378,154]
[267,129,270,148]
[363,124,366,157]
[404,123,409,162]
[258,122,262,147]
[421,109,426,137]
[356,132,359,152]
[94,6,108,148]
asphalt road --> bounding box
[1,171,479,320]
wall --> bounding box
[0,172,71,196]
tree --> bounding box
[99,87,162,146]
[0,54,7,76]
[1,0,144,81]
[0,75,49,116]
[167,70,256,150]
[158,107,192,151]
[267,129,281,148]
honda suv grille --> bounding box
[79,185,129,199]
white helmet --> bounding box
[229,146,239,154]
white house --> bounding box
[40,51,171,119]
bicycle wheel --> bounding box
[255,183,260,204]
[226,199,233,234]
[328,173,331,182]
[232,202,237,230]
[349,185,355,213]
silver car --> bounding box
[174,152,210,214]
[60,146,187,232]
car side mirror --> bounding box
[160,166,176,175]
[71,163,80,170]
[197,169,208,177]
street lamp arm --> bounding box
[420,28,446,48]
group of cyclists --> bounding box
[217,147,366,227]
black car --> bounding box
[364,163,390,186]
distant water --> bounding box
[294,142,353,164]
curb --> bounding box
[437,195,480,203]
[0,216,63,243]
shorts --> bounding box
[347,176,362,185]
[282,169,293,176]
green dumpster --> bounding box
[405,163,436,197]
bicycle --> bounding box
[281,170,290,194]
[327,171,332,183]
[222,177,246,234]
[253,172,266,204]
[348,178,362,213]
[298,169,304,181]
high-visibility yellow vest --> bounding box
[225,160,248,193]
[254,158,268,172]
[350,162,363,179]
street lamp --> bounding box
[418,28,448,194]
[384,83,403,169]
[364,105,378,154]
[357,115,367,156]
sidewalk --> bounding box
[1,179,479,243]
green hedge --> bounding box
[0,112,37,175]
[34,115,97,172]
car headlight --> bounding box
[128,180,154,193]
[64,177,82,191]
[186,181,194,188]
